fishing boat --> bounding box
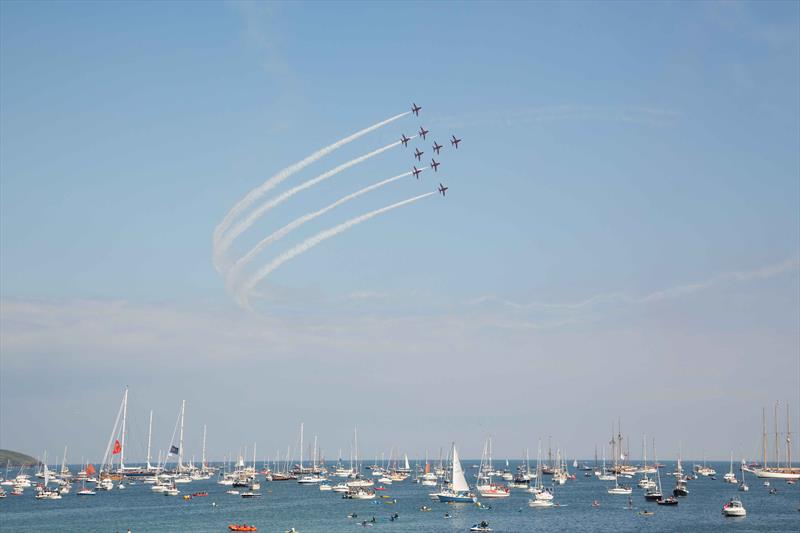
[436,443,477,503]
[722,497,746,517]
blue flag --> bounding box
[169,445,179,455]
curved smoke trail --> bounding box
[238,191,436,308]
[227,170,417,288]
[215,139,410,272]
[212,110,410,272]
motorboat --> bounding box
[528,498,554,508]
[722,497,746,517]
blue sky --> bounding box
[1,1,798,462]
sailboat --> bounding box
[723,452,737,483]
[527,451,555,508]
[738,459,749,492]
[421,450,438,486]
[476,438,510,498]
[527,442,554,503]
[744,403,800,480]
[597,446,616,481]
[653,444,677,506]
[645,440,664,501]
[436,443,477,503]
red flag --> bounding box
[112,440,121,455]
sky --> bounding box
[1,1,798,464]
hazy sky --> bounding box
[1,1,798,464]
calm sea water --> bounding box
[1,461,798,532]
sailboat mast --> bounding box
[775,401,780,466]
[299,422,304,471]
[146,410,153,470]
[787,402,792,469]
[253,442,256,470]
[202,425,207,469]
[353,427,359,474]
[178,399,185,471]
[763,406,768,467]
[120,387,128,469]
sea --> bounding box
[0,461,798,533]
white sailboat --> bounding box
[723,451,737,484]
[436,443,477,503]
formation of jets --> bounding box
[402,103,460,197]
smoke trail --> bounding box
[212,110,410,272]
[227,170,418,288]
[238,192,436,308]
[215,139,411,272]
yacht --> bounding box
[436,444,477,503]
[722,497,746,517]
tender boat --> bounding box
[470,522,492,532]
[228,525,257,531]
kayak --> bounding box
[228,525,257,532]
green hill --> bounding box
[0,449,38,467]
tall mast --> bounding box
[178,400,185,470]
[201,425,207,469]
[787,403,792,469]
[763,406,768,467]
[253,442,256,470]
[299,422,304,471]
[354,427,359,474]
[120,386,128,469]
[146,410,153,470]
[775,401,780,466]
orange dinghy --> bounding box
[229,525,257,532]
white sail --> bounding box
[451,444,469,493]
[404,454,410,471]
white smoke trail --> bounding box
[227,169,419,288]
[215,139,412,272]
[238,191,436,308]
[212,110,410,272]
